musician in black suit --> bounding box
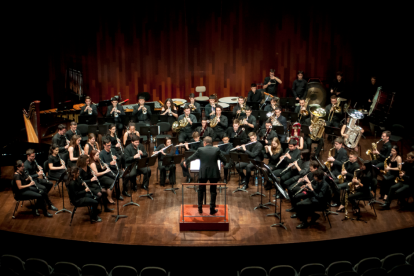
[106,97,125,136]
[80,96,98,116]
[325,95,343,128]
[247,83,262,103]
[204,95,217,118]
[294,98,310,125]
[263,69,282,96]
[188,93,201,115]
[330,71,347,98]
[195,117,214,139]
[225,120,248,144]
[258,120,277,146]
[100,137,124,199]
[180,132,204,183]
[233,97,247,120]
[210,105,228,141]
[183,136,227,214]
[292,71,308,102]
[295,169,331,229]
[239,107,256,135]
[272,140,301,188]
[235,132,264,190]
[52,124,69,163]
[279,149,311,190]
[178,106,198,143]
[132,96,152,125]
[215,135,233,183]
[154,137,176,187]
[65,121,80,141]
[372,131,392,171]
[272,107,287,142]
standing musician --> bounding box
[341,117,364,152]
[214,135,233,183]
[247,83,262,103]
[265,137,283,171]
[295,169,331,229]
[330,71,347,97]
[272,107,287,142]
[161,98,179,126]
[233,96,247,119]
[188,93,201,115]
[178,106,197,143]
[365,76,380,110]
[263,69,282,96]
[225,120,248,144]
[154,137,176,187]
[235,132,264,190]
[304,111,325,157]
[99,138,123,199]
[24,149,57,211]
[107,124,123,155]
[123,122,140,146]
[106,97,125,136]
[183,136,227,215]
[380,151,414,210]
[371,130,392,171]
[67,135,82,168]
[292,71,308,102]
[204,95,217,118]
[13,160,53,217]
[325,95,343,128]
[272,140,301,183]
[89,150,116,204]
[132,96,152,125]
[264,97,280,112]
[210,105,228,141]
[80,96,98,116]
[240,107,256,135]
[123,135,151,191]
[287,122,304,150]
[67,167,101,222]
[294,98,310,125]
[84,133,100,156]
[65,121,79,141]
[259,120,277,146]
[195,117,214,139]
[379,145,402,201]
[47,144,67,180]
[52,124,69,163]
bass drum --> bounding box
[306,81,327,107]
[369,86,393,116]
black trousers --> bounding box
[158,161,176,185]
[223,161,233,181]
[381,172,398,197]
[345,191,368,209]
[326,170,341,204]
[180,161,191,178]
[178,131,193,143]
[371,160,384,170]
[296,198,324,223]
[236,162,255,184]
[289,187,308,209]
[75,195,99,218]
[385,182,412,205]
[198,178,219,209]
[113,118,123,136]
[305,137,324,157]
[19,186,47,211]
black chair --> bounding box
[109,265,138,276]
[387,264,414,276]
[156,122,172,141]
[11,180,37,219]
[67,182,93,226]
[22,270,45,276]
[325,261,353,276]
[353,257,381,275]
[82,264,108,276]
[25,258,53,276]
[0,254,25,275]
[140,267,169,276]
[361,267,386,276]
[355,179,377,217]
[299,263,325,276]
[87,125,99,136]
[52,262,81,276]
[380,253,405,271]
[237,266,267,276]
[98,124,110,136]
[77,124,89,145]
[268,265,296,276]
[78,115,97,125]
[43,160,61,195]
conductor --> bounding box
[183,136,227,215]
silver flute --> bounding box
[175,141,199,148]
[151,144,172,157]
[275,148,290,168]
[280,158,301,174]
[294,180,314,197]
[230,141,257,151]
[290,171,312,190]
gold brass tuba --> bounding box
[366,139,382,160]
[337,160,350,184]
[172,115,189,133]
[309,105,326,140]
[324,147,335,171]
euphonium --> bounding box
[344,109,364,149]
[325,147,335,171]
[309,105,326,140]
[337,160,350,184]
[366,139,382,160]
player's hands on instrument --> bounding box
[29,181,35,186]
[161,151,166,155]
[399,171,405,177]
[286,153,291,159]
[385,166,390,172]
[186,118,192,123]
[65,144,69,149]
[105,167,111,173]
[265,139,268,144]
[341,170,347,176]
[327,156,335,162]
[304,175,309,182]
[91,176,97,182]
[183,161,186,168]
[298,177,304,183]
[37,171,43,177]
[110,160,116,166]
[373,150,379,155]
[134,153,141,159]
[85,187,90,192]
[237,110,241,114]
[309,126,313,132]
[296,97,300,101]
[306,182,313,191]
[241,145,246,151]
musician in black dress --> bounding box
[326,138,349,206]
[204,95,217,118]
[67,167,101,222]
[99,138,123,199]
[84,133,100,156]
[239,107,256,135]
[51,124,69,163]
[379,145,402,201]
[195,117,214,139]
[48,144,66,180]
[215,135,233,183]
[272,140,301,188]
[132,96,152,125]
[107,124,123,154]
[263,69,282,96]
[13,160,53,217]
[295,98,310,125]
[24,149,57,211]
[265,137,283,170]
[330,71,347,97]
[89,150,116,204]
[210,105,228,141]
[178,106,197,143]
[154,138,176,187]
[295,169,331,229]
[106,97,125,136]
[235,132,264,190]
[372,131,392,171]
[123,135,151,191]
[160,98,179,127]
[292,71,307,102]
[225,120,248,144]
[188,93,201,115]
[233,97,247,120]
[183,136,227,214]
[67,135,82,168]
[80,96,98,116]
[123,122,140,147]
[65,121,79,141]
[259,120,277,146]
[325,95,343,128]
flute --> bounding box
[275,148,290,168]
[175,141,199,147]
[230,141,257,151]
[290,171,312,190]
[280,158,301,174]
[294,180,314,197]
[151,144,172,157]
[79,175,96,199]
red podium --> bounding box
[180,183,229,231]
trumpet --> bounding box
[189,103,196,112]
[114,106,119,118]
[79,175,96,199]
[141,104,147,114]
[230,141,257,151]
[366,139,382,160]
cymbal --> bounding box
[306,82,327,107]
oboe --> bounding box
[230,141,257,151]
[25,170,40,192]
[34,159,47,180]
[99,157,115,176]
[79,175,96,199]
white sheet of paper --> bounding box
[189,159,221,172]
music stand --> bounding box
[247,101,259,111]
[141,126,160,152]
[324,126,341,146]
[159,115,169,123]
[163,154,184,194]
[274,126,285,136]
[191,122,201,130]
[230,152,249,193]
[55,172,71,215]
[229,138,242,147]
[315,157,340,217]
[122,160,140,208]
[251,161,269,210]
[138,156,157,200]
[111,170,128,222]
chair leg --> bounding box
[70,206,77,226]
[325,211,332,228]
[12,201,20,219]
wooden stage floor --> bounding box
[0,136,413,247]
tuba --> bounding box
[366,139,382,160]
[309,105,326,140]
[344,109,364,149]
[172,115,189,133]
[325,147,335,171]
[337,160,350,184]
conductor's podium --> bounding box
[180,183,229,231]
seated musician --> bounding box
[67,167,101,222]
[235,132,264,190]
[177,106,197,143]
[84,133,100,156]
[239,107,256,135]
[304,111,325,157]
[123,135,151,191]
[287,123,304,150]
[123,122,140,146]
[272,140,301,185]
[295,169,331,229]
[325,95,343,128]
[107,124,123,154]
[294,99,310,125]
[188,93,201,115]
[263,69,282,96]
[13,160,53,217]
[65,121,79,141]
[77,154,113,213]
[264,97,280,112]
[204,95,217,118]
[233,96,247,119]
[154,137,176,187]
[225,120,248,144]
[48,144,67,180]
[132,96,152,125]
[195,117,214,140]
[106,97,125,136]
[381,151,414,210]
[280,149,311,190]
[326,137,348,206]
[89,150,116,204]
[265,137,283,172]
[161,98,179,126]
[341,117,364,152]
[99,138,123,199]
[330,71,347,97]
[181,132,203,151]
[214,135,233,183]
[80,96,98,116]
[379,145,402,201]
[371,130,392,171]
[210,105,228,141]
[247,83,262,103]
[272,107,287,142]
[286,160,320,214]
[24,149,57,211]
[52,124,69,163]
[259,120,277,146]
[292,71,307,102]
[67,135,82,168]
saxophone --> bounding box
[395,163,405,183]
[380,156,390,175]
[366,139,382,160]
[324,147,335,171]
[348,169,360,194]
[337,160,350,184]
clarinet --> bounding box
[25,170,40,192]
[294,180,314,197]
[79,175,96,199]
[114,132,124,154]
[99,157,115,176]
[263,127,271,141]
[58,154,67,170]
[90,168,102,189]
[200,126,206,137]
[235,128,244,138]
[34,159,48,180]
[110,151,119,171]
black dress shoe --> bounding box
[380,203,390,210]
[286,208,296,212]
[34,209,40,216]
[92,216,102,222]
[242,184,249,190]
[104,207,114,212]
[44,212,53,217]
[132,185,138,191]
[331,203,338,207]
[291,213,297,218]
[48,205,58,211]
[187,177,193,183]
[296,222,309,229]
[198,207,203,214]
[210,209,218,215]
[122,191,131,197]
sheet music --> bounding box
[263,163,289,200]
[189,159,221,173]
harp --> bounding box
[22,101,41,143]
